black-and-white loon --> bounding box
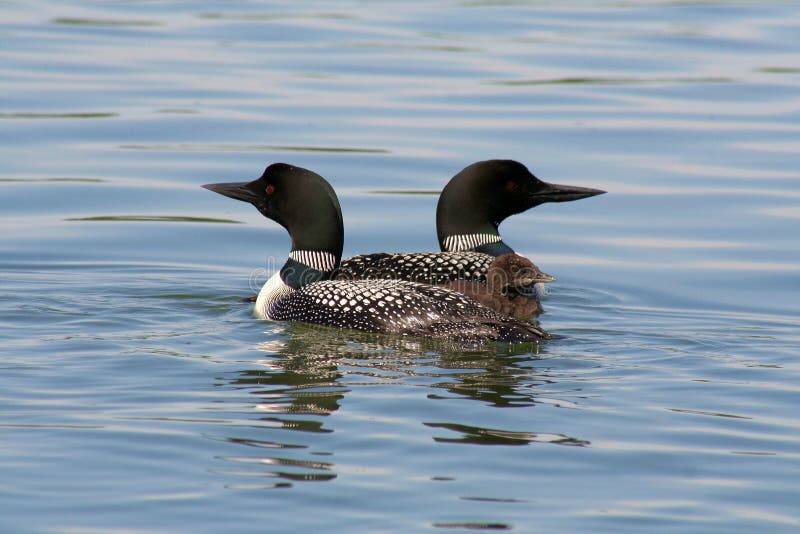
[203,163,551,344]
[338,159,605,318]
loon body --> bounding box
[339,160,605,319]
[203,163,550,344]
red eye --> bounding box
[265,184,275,195]
[505,180,518,191]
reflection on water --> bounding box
[433,521,512,531]
[0,112,117,119]
[425,422,589,447]
[52,17,162,27]
[212,324,577,486]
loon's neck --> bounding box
[436,170,509,253]
[440,230,514,256]
[436,206,512,256]
[255,249,338,319]
[279,173,344,271]
[259,187,343,318]
[282,250,337,288]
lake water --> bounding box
[2,1,800,532]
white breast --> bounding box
[254,271,295,320]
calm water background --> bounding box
[2,1,800,532]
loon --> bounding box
[338,159,605,319]
[203,163,551,344]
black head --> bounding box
[436,159,605,249]
[203,163,344,260]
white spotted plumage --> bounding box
[338,251,494,285]
[256,277,548,342]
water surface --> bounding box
[2,1,800,532]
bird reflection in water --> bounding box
[214,323,588,488]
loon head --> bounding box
[436,159,605,254]
[203,163,344,264]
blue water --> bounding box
[2,1,800,532]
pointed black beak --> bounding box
[532,182,606,203]
[202,181,260,204]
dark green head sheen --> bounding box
[436,159,606,248]
[203,163,344,260]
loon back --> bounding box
[338,251,495,284]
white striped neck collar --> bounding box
[442,233,504,253]
[288,249,338,273]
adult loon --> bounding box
[203,163,551,344]
[338,159,605,318]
